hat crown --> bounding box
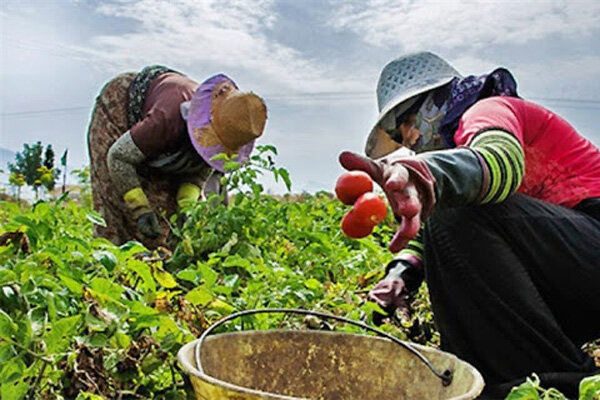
[213,91,267,150]
[377,52,460,112]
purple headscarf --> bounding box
[439,68,519,148]
[187,74,255,173]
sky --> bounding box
[1,0,600,194]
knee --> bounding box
[428,194,530,234]
[427,205,484,237]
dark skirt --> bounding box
[423,194,600,398]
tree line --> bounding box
[6,142,66,200]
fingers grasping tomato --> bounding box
[335,171,388,239]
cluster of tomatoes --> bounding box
[335,171,388,238]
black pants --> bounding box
[423,194,600,399]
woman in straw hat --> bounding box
[339,52,600,397]
[87,66,266,249]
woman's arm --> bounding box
[107,131,151,218]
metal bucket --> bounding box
[178,309,485,399]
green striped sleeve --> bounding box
[398,227,424,264]
[470,130,525,204]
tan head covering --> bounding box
[187,74,267,172]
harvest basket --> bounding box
[178,309,484,399]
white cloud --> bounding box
[90,0,368,95]
[329,0,600,51]
[447,53,600,99]
[514,54,600,99]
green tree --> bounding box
[41,144,60,192]
[8,172,25,201]
[8,142,60,198]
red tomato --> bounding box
[335,171,373,205]
[341,211,373,239]
[353,192,387,225]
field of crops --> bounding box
[0,146,598,399]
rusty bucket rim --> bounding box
[178,330,485,400]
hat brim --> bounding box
[186,74,255,173]
[365,76,456,158]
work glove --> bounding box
[339,147,483,252]
[369,259,424,326]
[176,182,202,209]
[123,187,161,239]
[339,150,436,252]
[136,212,161,239]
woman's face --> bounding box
[397,113,420,148]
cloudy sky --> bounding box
[2,0,600,193]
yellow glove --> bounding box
[176,183,201,208]
[123,187,152,219]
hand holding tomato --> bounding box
[338,150,436,252]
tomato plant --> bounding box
[334,171,373,205]
[0,144,588,400]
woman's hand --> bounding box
[136,212,161,239]
[369,277,410,325]
[339,150,436,252]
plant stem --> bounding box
[3,337,53,363]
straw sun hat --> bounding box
[186,74,267,172]
[365,52,462,159]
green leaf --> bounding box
[361,301,387,317]
[131,314,162,329]
[210,153,230,162]
[119,241,147,254]
[185,287,214,306]
[0,343,15,362]
[113,331,131,349]
[93,250,118,270]
[258,144,277,155]
[155,316,181,340]
[177,268,200,284]
[58,274,83,295]
[44,315,82,353]
[127,259,156,292]
[209,298,235,314]
[0,358,26,383]
[223,160,240,172]
[0,269,17,285]
[278,168,292,191]
[0,379,28,400]
[303,278,321,290]
[580,375,600,400]
[153,268,177,288]
[75,392,106,400]
[199,263,218,287]
[15,318,33,348]
[85,211,106,227]
[222,254,252,270]
[141,353,164,374]
[182,234,194,256]
[0,310,17,339]
[90,277,124,302]
[506,375,541,400]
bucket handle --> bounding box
[194,308,453,386]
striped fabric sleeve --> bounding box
[396,227,424,268]
[469,129,525,204]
